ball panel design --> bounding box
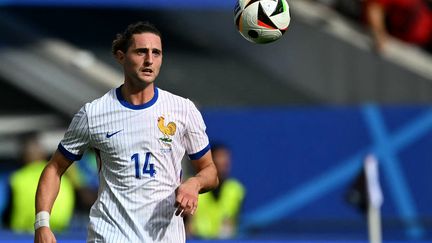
[245,0,261,8]
[257,2,278,29]
[235,0,290,44]
[270,0,286,16]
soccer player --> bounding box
[34,21,219,243]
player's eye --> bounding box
[136,49,148,55]
[152,50,162,57]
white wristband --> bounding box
[34,211,50,230]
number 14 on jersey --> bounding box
[131,152,156,178]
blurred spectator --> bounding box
[363,0,432,53]
[188,143,245,239]
[1,133,75,233]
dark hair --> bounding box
[111,21,162,56]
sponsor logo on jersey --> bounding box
[106,129,123,138]
[157,116,176,143]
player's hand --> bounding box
[175,177,200,217]
[34,227,56,243]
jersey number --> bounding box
[131,152,156,178]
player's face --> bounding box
[117,33,163,87]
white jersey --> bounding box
[58,86,210,243]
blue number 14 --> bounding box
[131,152,156,178]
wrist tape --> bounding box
[34,211,50,230]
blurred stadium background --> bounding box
[0,0,432,242]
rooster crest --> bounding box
[157,116,176,143]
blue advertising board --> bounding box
[202,105,432,239]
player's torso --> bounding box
[84,88,188,242]
[87,89,189,202]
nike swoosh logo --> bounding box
[106,129,123,138]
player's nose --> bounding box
[144,54,153,65]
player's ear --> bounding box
[115,50,125,64]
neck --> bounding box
[122,82,155,106]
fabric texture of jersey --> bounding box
[59,86,210,243]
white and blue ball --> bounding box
[234,0,291,44]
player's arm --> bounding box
[34,150,74,243]
[175,150,218,216]
[189,150,219,194]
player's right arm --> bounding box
[34,150,74,243]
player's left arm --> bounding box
[175,150,218,216]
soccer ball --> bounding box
[234,0,291,44]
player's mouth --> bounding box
[141,68,153,74]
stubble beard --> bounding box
[125,72,155,91]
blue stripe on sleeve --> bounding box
[188,144,211,160]
[58,143,83,161]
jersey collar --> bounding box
[116,85,159,110]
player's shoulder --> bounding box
[157,87,195,106]
[82,88,117,112]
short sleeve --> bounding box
[184,100,210,160]
[58,106,90,161]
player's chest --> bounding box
[90,111,186,151]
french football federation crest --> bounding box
[157,116,176,143]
